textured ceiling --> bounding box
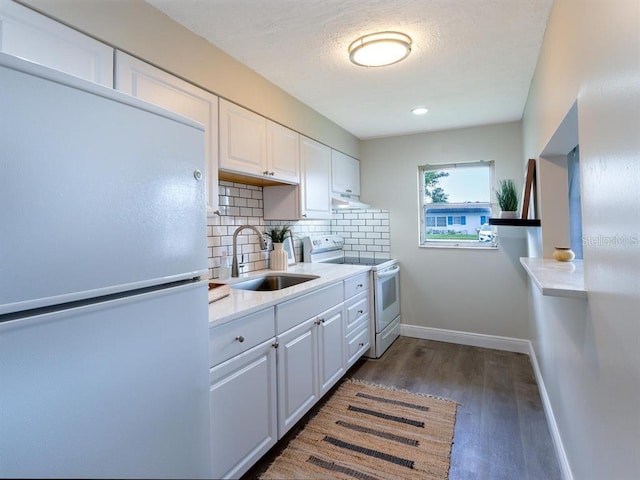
[147,0,553,139]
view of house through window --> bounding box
[419,161,495,247]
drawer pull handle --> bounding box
[235,335,245,343]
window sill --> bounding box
[520,257,587,299]
[420,243,498,250]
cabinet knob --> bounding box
[359,342,365,347]
[315,318,325,325]
[272,341,279,349]
[235,335,245,343]
[346,188,352,193]
[194,169,203,181]
[302,214,307,218]
[213,209,222,216]
[357,283,363,288]
[269,171,275,176]
[358,309,364,314]
[262,170,269,175]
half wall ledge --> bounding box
[520,257,587,299]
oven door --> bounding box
[374,264,400,333]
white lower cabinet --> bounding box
[210,339,277,479]
[343,272,371,368]
[346,318,370,367]
[275,283,344,438]
[209,307,277,479]
[276,316,319,437]
[317,303,346,396]
[210,276,370,478]
[276,301,345,438]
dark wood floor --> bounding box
[243,336,562,480]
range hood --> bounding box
[331,193,371,209]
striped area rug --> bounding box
[260,379,457,480]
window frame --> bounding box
[418,160,497,249]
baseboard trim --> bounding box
[527,343,574,480]
[399,323,572,480]
[400,324,530,354]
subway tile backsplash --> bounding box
[205,181,391,279]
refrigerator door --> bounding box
[0,281,211,479]
[0,53,207,315]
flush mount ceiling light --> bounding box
[348,31,412,67]
[411,107,429,115]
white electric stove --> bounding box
[302,235,401,358]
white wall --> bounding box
[361,122,531,340]
[522,0,640,478]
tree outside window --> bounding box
[419,161,495,247]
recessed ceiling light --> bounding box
[411,107,429,115]
[348,31,412,67]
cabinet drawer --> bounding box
[344,272,370,299]
[345,291,369,333]
[210,307,275,366]
[346,322,370,367]
[276,283,343,334]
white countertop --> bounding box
[207,263,372,327]
[520,257,587,299]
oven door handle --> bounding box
[376,266,400,278]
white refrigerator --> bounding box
[0,53,211,478]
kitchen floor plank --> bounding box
[242,336,561,480]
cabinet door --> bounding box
[267,120,300,184]
[219,99,267,176]
[299,136,332,219]
[0,0,113,86]
[317,303,345,396]
[114,51,219,215]
[210,339,277,479]
[277,316,318,438]
[332,150,360,196]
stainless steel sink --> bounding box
[230,274,319,291]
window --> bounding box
[419,161,495,248]
[567,145,583,259]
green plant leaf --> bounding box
[264,225,291,243]
[495,179,519,211]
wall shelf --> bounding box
[489,218,541,227]
[520,257,587,299]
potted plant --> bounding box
[264,225,291,244]
[264,225,291,270]
[495,179,519,219]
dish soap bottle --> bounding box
[219,251,230,280]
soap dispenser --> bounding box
[219,251,230,280]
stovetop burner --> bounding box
[302,235,397,271]
[323,256,389,266]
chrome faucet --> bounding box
[231,225,268,277]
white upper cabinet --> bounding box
[219,99,266,177]
[114,51,219,215]
[331,149,360,196]
[263,136,332,220]
[219,99,300,184]
[299,136,332,219]
[266,120,300,184]
[0,0,113,87]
